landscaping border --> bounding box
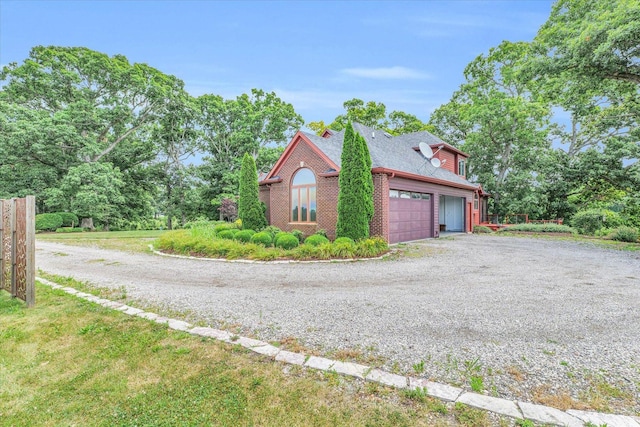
[37,276,640,427]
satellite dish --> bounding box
[419,142,433,159]
[430,158,441,168]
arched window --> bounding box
[291,168,316,222]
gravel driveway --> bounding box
[36,234,640,413]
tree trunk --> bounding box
[80,217,95,230]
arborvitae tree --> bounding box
[336,122,374,240]
[238,153,267,231]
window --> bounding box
[474,193,479,210]
[291,168,316,222]
[458,160,466,176]
[389,190,399,198]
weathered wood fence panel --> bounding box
[0,196,35,307]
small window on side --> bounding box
[389,190,399,198]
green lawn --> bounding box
[0,282,487,427]
[37,230,167,253]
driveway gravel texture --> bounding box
[36,234,640,414]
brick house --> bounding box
[259,123,487,243]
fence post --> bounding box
[25,196,35,307]
[0,199,4,292]
[10,198,17,298]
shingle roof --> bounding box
[302,123,478,188]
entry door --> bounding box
[440,196,465,232]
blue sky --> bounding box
[1,0,554,129]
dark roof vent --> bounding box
[384,132,392,138]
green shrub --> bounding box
[275,233,299,250]
[184,219,219,229]
[54,227,84,233]
[610,226,639,243]
[53,212,79,227]
[314,229,328,238]
[331,238,357,258]
[234,229,256,243]
[291,229,304,243]
[473,225,493,234]
[238,153,267,231]
[250,231,273,246]
[304,234,330,246]
[218,230,236,240]
[333,237,355,246]
[262,225,282,239]
[571,209,622,235]
[214,222,238,234]
[35,213,63,231]
[501,223,575,233]
[355,236,388,258]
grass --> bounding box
[37,230,166,253]
[495,229,640,252]
[0,282,473,427]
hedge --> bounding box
[35,213,63,231]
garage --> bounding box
[388,190,433,243]
[439,195,465,232]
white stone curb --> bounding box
[37,276,640,427]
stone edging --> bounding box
[37,277,640,427]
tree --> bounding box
[429,41,552,216]
[197,89,303,200]
[336,122,374,240]
[238,153,266,231]
[309,98,430,137]
[0,46,187,224]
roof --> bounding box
[304,123,478,189]
[261,123,480,190]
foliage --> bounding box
[238,153,267,232]
[500,223,576,233]
[197,89,303,198]
[330,237,357,258]
[335,122,374,240]
[571,209,623,235]
[314,229,328,238]
[217,230,236,240]
[262,225,282,240]
[609,226,639,243]
[275,233,299,250]
[429,41,552,216]
[233,229,256,243]
[213,222,238,235]
[290,229,304,243]
[54,227,84,233]
[218,197,238,222]
[54,212,79,227]
[354,237,388,258]
[472,225,493,234]
[304,234,329,247]
[333,237,356,246]
[35,213,63,231]
[250,231,273,247]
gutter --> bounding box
[371,167,478,191]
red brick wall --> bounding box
[262,139,340,239]
[370,173,389,239]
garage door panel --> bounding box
[389,195,433,243]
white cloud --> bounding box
[341,66,430,80]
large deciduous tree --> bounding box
[429,41,552,216]
[197,89,303,202]
[336,122,374,240]
[0,46,187,225]
[238,153,266,231]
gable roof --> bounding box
[263,123,479,190]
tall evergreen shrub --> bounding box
[238,153,267,231]
[336,122,374,240]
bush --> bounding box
[217,230,236,240]
[250,231,273,246]
[473,225,493,234]
[35,213,63,231]
[333,237,356,246]
[331,237,357,258]
[355,236,389,258]
[501,223,575,233]
[275,233,299,250]
[304,234,330,246]
[183,219,218,229]
[54,212,79,227]
[234,229,256,243]
[214,222,238,235]
[55,227,84,233]
[291,229,304,243]
[262,226,282,239]
[571,209,622,235]
[609,226,639,243]
[314,229,328,238]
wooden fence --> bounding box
[0,196,35,307]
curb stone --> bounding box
[36,276,639,427]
